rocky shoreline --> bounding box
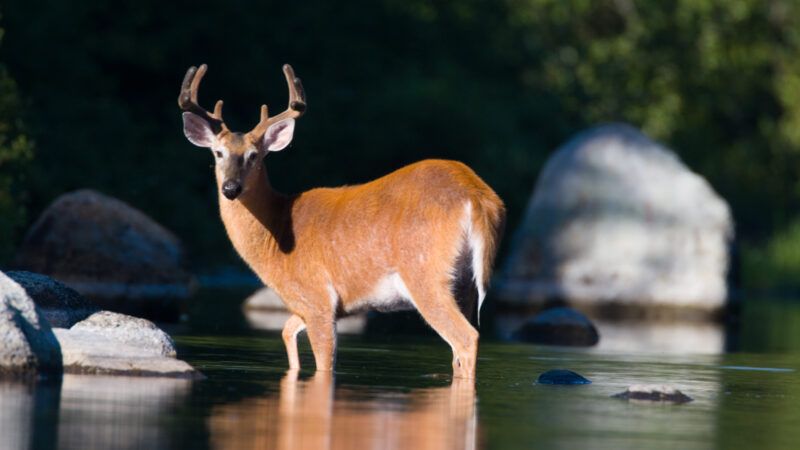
[0,270,201,379]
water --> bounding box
[2,292,800,450]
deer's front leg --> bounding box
[305,315,337,372]
[282,314,306,370]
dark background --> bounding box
[1,0,799,290]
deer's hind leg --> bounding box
[401,274,479,379]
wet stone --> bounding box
[0,271,62,374]
[612,384,693,403]
[513,307,599,346]
[537,369,591,385]
[5,271,98,328]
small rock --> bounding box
[70,311,177,358]
[612,384,693,403]
[513,307,599,346]
[536,369,591,385]
[0,271,62,374]
[5,271,98,328]
[53,328,198,378]
[55,309,196,377]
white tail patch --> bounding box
[460,202,487,325]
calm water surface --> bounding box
[1,292,799,450]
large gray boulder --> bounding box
[497,124,733,314]
[13,189,195,320]
[512,307,599,346]
[0,272,61,374]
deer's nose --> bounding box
[222,180,242,200]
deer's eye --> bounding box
[247,153,258,164]
[214,150,223,158]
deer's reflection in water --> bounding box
[211,370,478,450]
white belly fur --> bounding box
[345,273,416,314]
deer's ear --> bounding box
[262,119,295,152]
[182,112,217,147]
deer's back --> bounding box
[279,159,499,308]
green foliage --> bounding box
[1,0,800,280]
[507,0,800,237]
[742,220,800,292]
[0,24,33,262]
[737,299,800,351]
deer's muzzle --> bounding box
[222,180,243,200]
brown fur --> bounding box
[180,64,504,378]
[217,156,504,378]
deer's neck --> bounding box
[217,165,293,283]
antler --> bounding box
[178,64,228,135]
[246,64,306,142]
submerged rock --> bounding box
[13,189,194,321]
[513,307,599,346]
[5,271,97,328]
[536,369,592,385]
[612,384,693,403]
[0,272,62,374]
[497,124,733,316]
[243,286,286,311]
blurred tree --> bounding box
[0,20,33,262]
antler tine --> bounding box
[178,64,227,134]
[280,64,307,118]
[246,64,307,141]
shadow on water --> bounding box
[0,377,60,449]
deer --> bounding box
[178,63,505,379]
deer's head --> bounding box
[178,64,306,200]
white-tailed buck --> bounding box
[178,63,505,378]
